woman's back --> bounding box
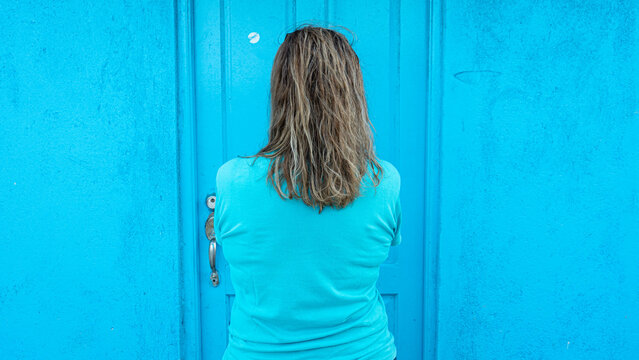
[214,155,401,360]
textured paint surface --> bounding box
[0,1,180,358]
[3,0,638,359]
[437,1,639,359]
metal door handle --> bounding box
[205,194,219,287]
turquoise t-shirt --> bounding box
[214,155,402,360]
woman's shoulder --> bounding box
[216,156,246,186]
[216,155,267,185]
[217,156,399,191]
[376,158,401,189]
[358,158,400,200]
[377,159,400,180]
[216,157,238,182]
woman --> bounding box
[213,24,402,360]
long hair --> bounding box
[242,24,384,214]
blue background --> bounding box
[1,1,637,359]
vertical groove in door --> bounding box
[425,0,443,359]
[389,0,401,161]
[176,0,202,358]
[219,0,230,161]
[282,0,297,28]
[323,0,330,24]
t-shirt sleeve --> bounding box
[390,193,402,246]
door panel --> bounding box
[193,1,427,358]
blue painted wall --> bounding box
[0,1,181,358]
[435,1,639,358]
[2,0,638,359]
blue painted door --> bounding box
[192,0,428,358]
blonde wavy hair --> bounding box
[242,24,384,213]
